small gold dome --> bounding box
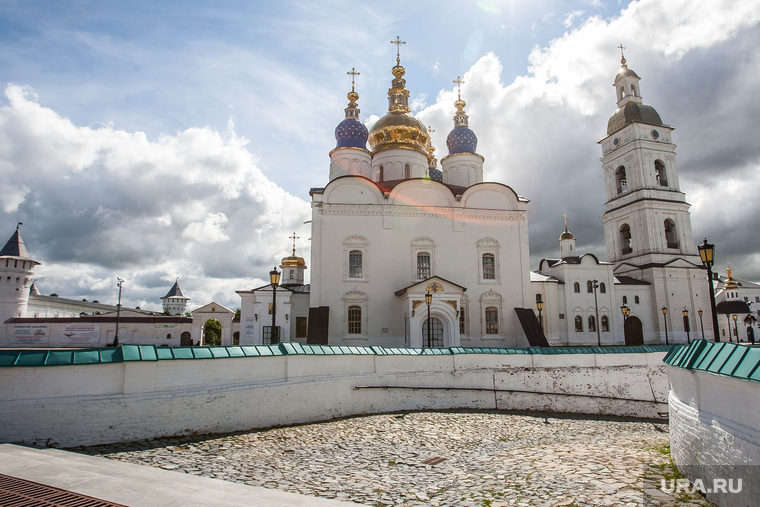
[281,255,306,267]
[560,230,575,240]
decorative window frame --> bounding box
[411,236,436,281]
[479,289,503,338]
[477,237,500,284]
[343,235,369,282]
[459,294,469,338]
[342,289,368,340]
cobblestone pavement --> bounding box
[72,412,713,506]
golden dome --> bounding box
[368,112,429,153]
[281,255,306,267]
[368,41,429,155]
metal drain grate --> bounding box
[0,473,127,506]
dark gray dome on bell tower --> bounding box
[606,53,664,135]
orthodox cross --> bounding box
[289,232,300,255]
[390,36,406,62]
[453,76,465,100]
[617,43,626,61]
[16,222,22,231]
[561,213,570,229]
[347,67,360,92]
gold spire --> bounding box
[453,76,469,127]
[343,67,361,120]
[427,125,438,168]
[387,36,410,113]
[724,265,740,290]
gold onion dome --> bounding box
[559,226,575,241]
[281,255,306,267]
[368,52,429,154]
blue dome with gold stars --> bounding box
[446,96,478,155]
[446,125,477,154]
[335,118,368,149]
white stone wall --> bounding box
[667,366,760,506]
[0,351,668,447]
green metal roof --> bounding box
[0,343,676,367]
[664,339,760,382]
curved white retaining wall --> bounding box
[667,366,760,507]
[0,352,668,447]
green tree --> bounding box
[203,319,222,346]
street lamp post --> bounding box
[661,307,669,345]
[425,291,432,347]
[592,279,601,346]
[682,308,691,344]
[698,309,705,340]
[698,238,720,341]
[269,267,281,344]
[732,314,738,343]
[536,296,544,332]
[620,305,629,343]
[113,277,124,347]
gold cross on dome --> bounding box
[289,232,300,256]
[453,76,464,100]
[347,67,360,91]
[561,213,570,228]
[390,36,406,62]
[617,43,626,61]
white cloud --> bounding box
[182,212,230,243]
[564,10,585,28]
[0,84,311,310]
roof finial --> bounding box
[561,213,570,231]
[347,67,360,92]
[16,222,22,231]
[617,43,626,65]
[390,36,406,65]
[453,76,464,101]
[289,232,300,256]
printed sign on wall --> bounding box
[10,324,50,345]
[61,323,101,344]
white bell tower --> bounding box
[597,48,712,343]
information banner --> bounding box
[61,323,101,344]
[10,324,50,345]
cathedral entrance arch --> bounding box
[422,317,444,348]
[624,316,643,346]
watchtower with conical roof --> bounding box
[0,224,40,323]
[161,278,190,315]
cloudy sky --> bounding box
[1,0,759,312]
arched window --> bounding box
[601,316,610,332]
[348,306,362,334]
[655,160,668,186]
[587,281,594,293]
[574,282,580,293]
[616,166,628,194]
[574,316,583,332]
[588,316,596,332]
[664,219,678,249]
[349,250,363,278]
[634,295,640,304]
[485,307,499,334]
[600,282,606,294]
[180,331,192,346]
[378,164,384,181]
[417,252,431,279]
[233,331,240,345]
[404,163,411,179]
[622,295,628,304]
[482,253,495,280]
[631,84,637,97]
[620,224,632,254]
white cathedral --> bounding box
[4,44,758,349]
